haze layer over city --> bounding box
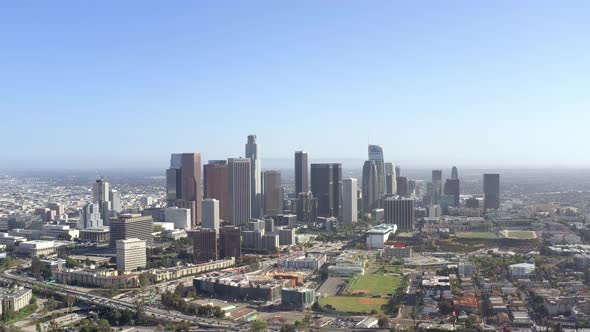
[1,2,590,332]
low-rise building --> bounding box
[161,229,187,240]
[383,244,412,259]
[422,276,451,298]
[52,269,140,288]
[278,227,296,246]
[0,287,33,315]
[194,275,287,302]
[16,240,55,256]
[79,227,110,243]
[0,233,26,247]
[509,263,535,278]
[281,288,316,311]
[41,224,79,240]
[279,254,327,271]
[145,258,235,284]
[366,224,397,249]
[458,262,476,277]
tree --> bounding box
[31,256,43,279]
[97,319,111,332]
[46,297,58,311]
[250,320,267,332]
[64,295,76,312]
[378,315,390,328]
[303,312,312,327]
[280,325,296,332]
[438,300,454,315]
[138,273,150,287]
[174,283,185,297]
[465,314,478,329]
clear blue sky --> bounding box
[2,1,589,169]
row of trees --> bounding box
[160,288,223,318]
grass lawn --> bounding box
[5,303,37,324]
[348,274,400,296]
[502,230,537,239]
[319,296,389,314]
[456,232,499,239]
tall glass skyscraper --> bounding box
[362,160,378,213]
[368,145,385,205]
[294,151,309,195]
[245,135,262,218]
[483,174,500,211]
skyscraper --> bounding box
[331,163,342,218]
[451,166,459,179]
[431,170,443,205]
[384,197,415,231]
[342,178,358,224]
[166,153,202,227]
[395,165,401,177]
[93,178,111,226]
[444,166,460,206]
[228,158,251,226]
[202,199,220,230]
[203,160,230,221]
[362,160,378,213]
[483,174,500,211]
[263,170,283,216]
[219,226,241,259]
[116,238,146,272]
[93,178,109,203]
[368,145,385,201]
[110,214,154,249]
[295,192,317,223]
[310,163,342,217]
[190,228,218,263]
[109,189,121,214]
[79,203,102,229]
[396,176,409,197]
[294,151,309,195]
[245,135,262,218]
[384,162,397,195]
[444,179,461,207]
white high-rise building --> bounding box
[202,199,220,231]
[93,178,111,226]
[78,203,102,229]
[164,207,191,229]
[245,135,262,218]
[228,158,251,226]
[109,189,122,214]
[116,238,146,272]
[342,178,358,224]
[384,162,397,195]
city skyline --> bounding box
[2,2,590,168]
[2,2,590,330]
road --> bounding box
[0,269,242,330]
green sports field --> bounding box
[347,274,401,295]
[319,296,389,314]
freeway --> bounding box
[0,269,243,330]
